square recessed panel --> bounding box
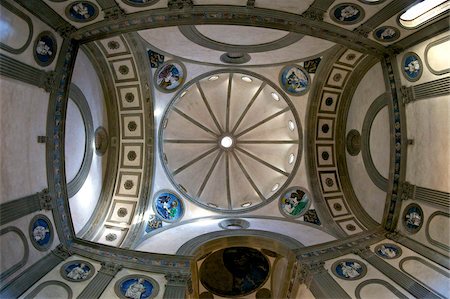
[107,200,137,225]
[337,217,364,235]
[326,67,350,88]
[316,144,335,167]
[319,90,341,114]
[319,170,341,193]
[316,117,335,140]
[117,84,143,111]
[121,114,144,139]
[115,171,142,198]
[109,58,138,82]
[325,196,351,217]
[337,49,364,67]
[98,35,130,57]
[97,226,128,247]
[121,143,144,169]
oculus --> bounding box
[279,64,311,96]
[373,26,400,42]
[332,259,367,280]
[60,260,95,282]
[29,214,53,251]
[330,3,365,24]
[65,1,99,22]
[402,203,424,233]
[154,60,186,93]
[33,31,57,67]
[199,247,270,297]
[375,243,402,259]
[115,275,159,299]
[399,0,450,29]
[279,187,311,218]
[122,0,160,7]
[153,191,184,223]
[401,52,423,82]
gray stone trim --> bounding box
[355,247,441,299]
[72,6,387,57]
[387,232,450,270]
[66,83,95,198]
[14,0,75,37]
[425,211,450,251]
[0,226,29,282]
[96,0,125,20]
[415,186,450,209]
[399,256,450,298]
[76,43,120,240]
[0,0,33,54]
[0,245,69,298]
[24,280,73,299]
[425,36,450,75]
[355,279,408,299]
[309,266,351,299]
[401,77,450,104]
[335,55,381,229]
[361,93,389,191]
[178,25,304,53]
[163,285,187,299]
[163,272,191,299]
[0,189,51,226]
[0,53,56,92]
[77,262,122,299]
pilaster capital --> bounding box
[38,188,53,210]
[168,0,193,9]
[401,86,415,104]
[56,25,76,39]
[39,71,56,93]
[103,6,125,20]
[399,181,415,201]
[99,261,123,276]
[165,271,191,287]
[386,230,402,242]
[354,25,372,37]
[52,244,72,260]
[301,7,325,22]
[352,246,372,258]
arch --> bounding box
[0,226,29,281]
[0,1,33,54]
[24,280,73,299]
[355,279,408,299]
[425,211,450,251]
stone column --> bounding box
[77,262,122,299]
[163,272,191,299]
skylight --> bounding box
[399,0,450,28]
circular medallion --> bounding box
[65,1,99,23]
[375,243,402,259]
[200,247,270,297]
[94,126,108,156]
[153,190,184,223]
[332,259,367,280]
[346,129,361,156]
[115,275,159,299]
[279,64,311,96]
[33,31,57,67]
[373,26,400,42]
[330,3,365,25]
[402,203,424,233]
[401,52,423,82]
[29,214,54,251]
[60,260,95,282]
[279,187,311,218]
[154,60,186,93]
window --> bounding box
[399,0,450,29]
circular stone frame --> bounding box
[374,243,403,259]
[330,3,365,25]
[278,64,311,96]
[402,203,424,234]
[121,0,159,7]
[278,186,312,219]
[401,52,423,82]
[114,274,160,299]
[219,218,250,230]
[153,60,187,93]
[29,214,54,251]
[65,1,99,23]
[60,260,95,282]
[346,129,361,156]
[331,259,367,281]
[152,189,185,223]
[372,26,400,43]
[33,31,57,67]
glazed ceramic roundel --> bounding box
[332,259,367,280]
[60,260,95,282]
[279,65,311,96]
[375,243,402,259]
[29,214,53,251]
[279,187,311,218]
[401,52,423,82]
[33,31,57,67]
[402,203,424,233]
[115,275,159,299]
[153,190,184,223]
[154,60,186,93]
[65,1,99,23]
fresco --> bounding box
[279,65,310,96]
[331,3,364,24]
[200,247,270,297]
[279,187,311,218]
[402,52,423,82]
[375,243,402,259]
[153,191,184,222]
[29,215,53,250]
[60,260,95,282]
[115,275,159,299]
[154,60,186,92]
[403,203,423,233]
[332,259,367,280]
[66,1,98,22]
[34,31,57,66]
[373,26,400,42]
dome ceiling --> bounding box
[160,70,301,212]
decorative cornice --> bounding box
[168,0,193,10]
[165,272,192,286]
[99,261,123,276]
[400,86,415,104]
[103,6,125,20]
[52,244,72,260]
[302,7,325,22]
[38,188,53,210]
[398,181,415,201]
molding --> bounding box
[414,186,450,209]
[355,279,408,299]
[0,0,33,54]
[77,262,122,299]
[0,189,50,226]
[402,77,450,104]
[72,6,387,57]
[24,280,73,299]
[66,83,95,198]
[0,226,30,282]
[425,36,450,75]
[425,211,450,251]
[361,93,389,191]
[309,266,351,299]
